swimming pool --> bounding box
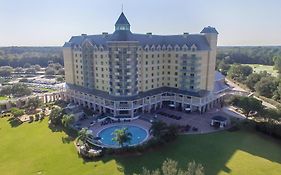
[97,125,149,148]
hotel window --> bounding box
[167,72,170,75]
[152,54,154,58]
[146,55,148,58]
[175,84,177,87]
[146,61,148,65]
[168,60,171,63]
[152,67,154,70]
[175,60,178,64]
[175,72,178,76]
[151,73,154,76]
[151,85,154,88]
[75,53,78,57]
[168,54,171,57]
[76,65,78,68]
[157,54,160,58]
[152,60,154,64]
[146,68,148,71]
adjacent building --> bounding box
[63,12,228,118]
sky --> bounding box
[0,0,281,46]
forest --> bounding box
[0,47,63,67]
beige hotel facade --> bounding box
[63,12,229,118]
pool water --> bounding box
[98,125,148,147]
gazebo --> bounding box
[211,116,228,128]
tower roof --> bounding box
[200,26,219,34]
[115,12,130,26]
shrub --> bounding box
[10,107,24,118]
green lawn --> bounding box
[0,118,281,175]
[243,64,279,77]
[0,96,8,101]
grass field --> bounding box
[0,96,8,101]
[243,64,279,77]
[0,118,281,175]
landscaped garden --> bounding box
[0,117,280,175]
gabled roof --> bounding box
[115,12,130,26]
[201,26,219,34]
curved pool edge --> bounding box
[96,124,150,148]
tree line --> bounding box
[0,47,63,68]
[217,46,281,65]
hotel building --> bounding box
[63,12,228,118]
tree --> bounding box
[11,83,32,97]
[25,97,42,111]
[244,73,262,90]
[32,64,41,71]
[254,77,277,98]
[57,68,65,75]
[273,55,281,73]
[45,67,55,76]
[25,68,36,74]
[0,83,32,97]
[217,60,230,75]
[227,64,252,82]
[0,86,12,96]
[138,159,204,175]
[10,107,24,118]
[61,114,75,128]
[112,127,132,147]
[23,63,31,68]
[150,121,168,140]
[56,76,64,82]
[14,67,24,73]
[49,106,63,125]
[0,66,13,77]
[78,128,91,143]
[236,96,263,117]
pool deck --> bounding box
[89,119,152,137]
[75,106,245,142]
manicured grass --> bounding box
[0,96,8,101]
[0,118,281,175]
[243,64,279,77]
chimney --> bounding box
[102,32,108,37]
[183,32,189,38]
[146,32,152,38]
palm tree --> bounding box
[112,127,132,147]
[78,128,91,143]
[61,114,75,128]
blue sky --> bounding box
[0,0,281,46]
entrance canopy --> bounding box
[211,116,228,128]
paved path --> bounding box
[225,78,277,109]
